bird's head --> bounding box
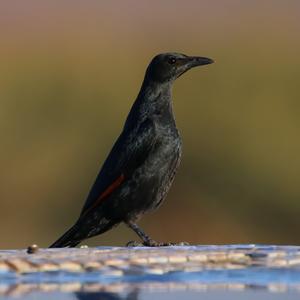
[145,52,214,83]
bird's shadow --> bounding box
[75,288,139,300]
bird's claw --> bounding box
[144,239,166,247]
[126,239,190,247]
[172,241,190,246]
[144,240,190,247]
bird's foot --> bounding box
[126,239,166,247]
[126,240,190,247]
[144,239,190,247]
[172,241,190,246]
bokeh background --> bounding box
[1,0,300,248]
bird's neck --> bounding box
[125,80,176,130]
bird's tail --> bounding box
[49,224,81,248]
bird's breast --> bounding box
[126,130,181,213]
[111,124,182,221]
[145,124,181,173]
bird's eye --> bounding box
[168,57,177,64]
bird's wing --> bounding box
[80,118,157,217]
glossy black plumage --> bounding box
[50,53,214,247]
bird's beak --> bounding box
[188,56,214,68]
[176,55,214,79]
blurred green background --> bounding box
[1,1,300,248]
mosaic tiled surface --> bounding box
[1,245,300,297]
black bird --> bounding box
[50,53,214,248]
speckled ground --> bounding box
[1,245,300,299]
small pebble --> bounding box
[27,244,39,254]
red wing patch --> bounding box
[81,174,125,217]
[98,174,125,201]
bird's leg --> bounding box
[125,221,190,247]
[125,221,165,247]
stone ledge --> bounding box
[1,245,300,297]
[1,244,300,275]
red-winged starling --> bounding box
[49,53,214,247]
